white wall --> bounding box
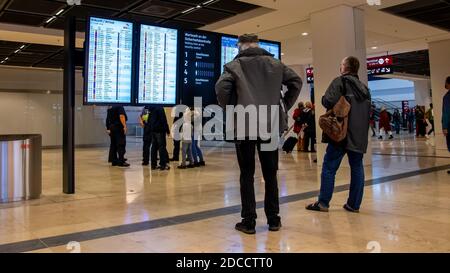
[0,91,111,147]
[414,80,432,108]
[0,66,111,147]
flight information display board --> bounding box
[84,17,134,105]
[220,36,280,72]
[181,31,219,106]
[137,24,178,105]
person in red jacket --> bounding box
[379,107,393,140]
[292,102,305,151]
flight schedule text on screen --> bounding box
[138,25,178,105]
[85,17,133,104]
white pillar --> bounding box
[429,39,450,154]
[414,80,432,108]
[311,5,370,166]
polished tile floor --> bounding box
[0,135,449,253]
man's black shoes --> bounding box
[268,219,282,232]
[235,220,256,235]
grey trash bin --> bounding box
[0,134,42,203]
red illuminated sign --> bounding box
[367,56,393,69]
[306,67,314,84]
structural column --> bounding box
[414,80,432,108]
[429,39,450,154]
[311,5,370,166]
[63,16,76,194]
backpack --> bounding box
[319,77,351,142]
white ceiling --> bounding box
[202,0,450,66]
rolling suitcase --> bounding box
[283,137,298,153]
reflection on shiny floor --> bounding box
[0,136,449,253]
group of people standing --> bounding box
[292,101,316,152]
[171,108,206,169]
[370,103,435,140]
[105,105,205,170]
[105,32,450,235]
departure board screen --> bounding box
[181,31,219,106]
[260,41,281,59]
[137,24,178,105]
[84,17,134,104]
[220,36,280,72]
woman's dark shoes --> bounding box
[142,162,149,166]
[177,165,186,169]
[305,201,329,212]
[235,220,256,235]
[116,162,130,168]
[199,161,206,166]
[343,204,360,213]
[159,165,170,171]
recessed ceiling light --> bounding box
[202,0,216,5]
[182,7,195,14]
[371,46,378,50]
[302,32,309,36]
[281,53,285,56]
[46,16,56,24]
[55,9,65,16]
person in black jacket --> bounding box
[301,101,316,152]
[106,106,114,163]
[170,113,182,162]
[108,106,129,167]
[306,56,371,213]
[393,109,402,135]
[139,106,152,166]
[148,106,170,170]
[216,33,302,234]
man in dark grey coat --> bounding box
[216,34,302,234]
[306,56,371,213]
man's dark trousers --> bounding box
[235,140,280,223]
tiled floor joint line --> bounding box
[0,164,449,253]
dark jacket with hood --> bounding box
[215,47,302,140]
[322,74,371,154]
